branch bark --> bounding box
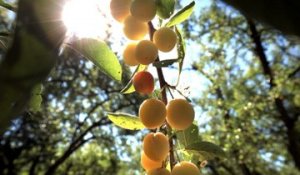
[29,156,39,175]
[45,118,110,175]
[247,18,300,170]
[288,65,300,78]
[148,22,176,170]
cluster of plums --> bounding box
[110,0,177,66]
[110,0,200,174]
[142,132,200,175]
[139,98,195,130]
[139,99,197,174]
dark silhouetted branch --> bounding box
[247,18,300,170]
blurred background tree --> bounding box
[182,1,300,174]
[0,0,299,175]
[0,40,145,174]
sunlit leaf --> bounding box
[175,26,186,85]
[165,1,195,27]
[107,113,145,130]
[72,39,122,81]
[155,0,175,19]
[28,84,43,112]
[29,95,42,112]
[176,124,200,147]
[121,64,147,94]
[185,141,226,159]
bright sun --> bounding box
[62,0,110,38]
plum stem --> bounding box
[148,22,176,170]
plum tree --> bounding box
[166,99,195,130]
[123,15,148,40]
[139,98,166,129]
[133,71,155,94]
[123,42,139,66]
[130,0,156,22]
[148,168,171,175]
[143,132,169,161]
[135,40,158,65]
[141,151,163,171]
[171,161,200,175]
[153,27,177,52]
[110,0,131,23]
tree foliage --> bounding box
[184,1,300,174]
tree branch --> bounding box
[246,19,275,87]
[148,22,176,170]
[45,118,110,175]
[29,156,39,175]
[247,18,300,170]
[288,65,300,78]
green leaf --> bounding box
[165,1,195,27]
[185,141,226,159]
[294,94,300,106]
[28,84,43,112]
[10,31,54,79]
[155,0,175,19]
[153,59,178,68]
[120,79,135,94]
[72,39,122,81]
[107,113,145,130]
[121,64,147,94]
[0,0,16,11]
[175,26,186,85]
[176,124,200,147]
[29,95,42,112]
[32,84,43,94]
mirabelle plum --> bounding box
[130,0,156,22]
[141,151,162,171]
[110,0,131,23]
[143,132,169,161]
[153,27,177,52]
[123,43,139,66]
[123,15,148,40]
[135,40,158,65]
[171,161,200,175]
[133,71,154,94]
[148,168,171,175]
[166,99,194,130]
[139,98,166,129]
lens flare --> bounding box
[62,0,108,38]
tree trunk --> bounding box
[247,18,300,170]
